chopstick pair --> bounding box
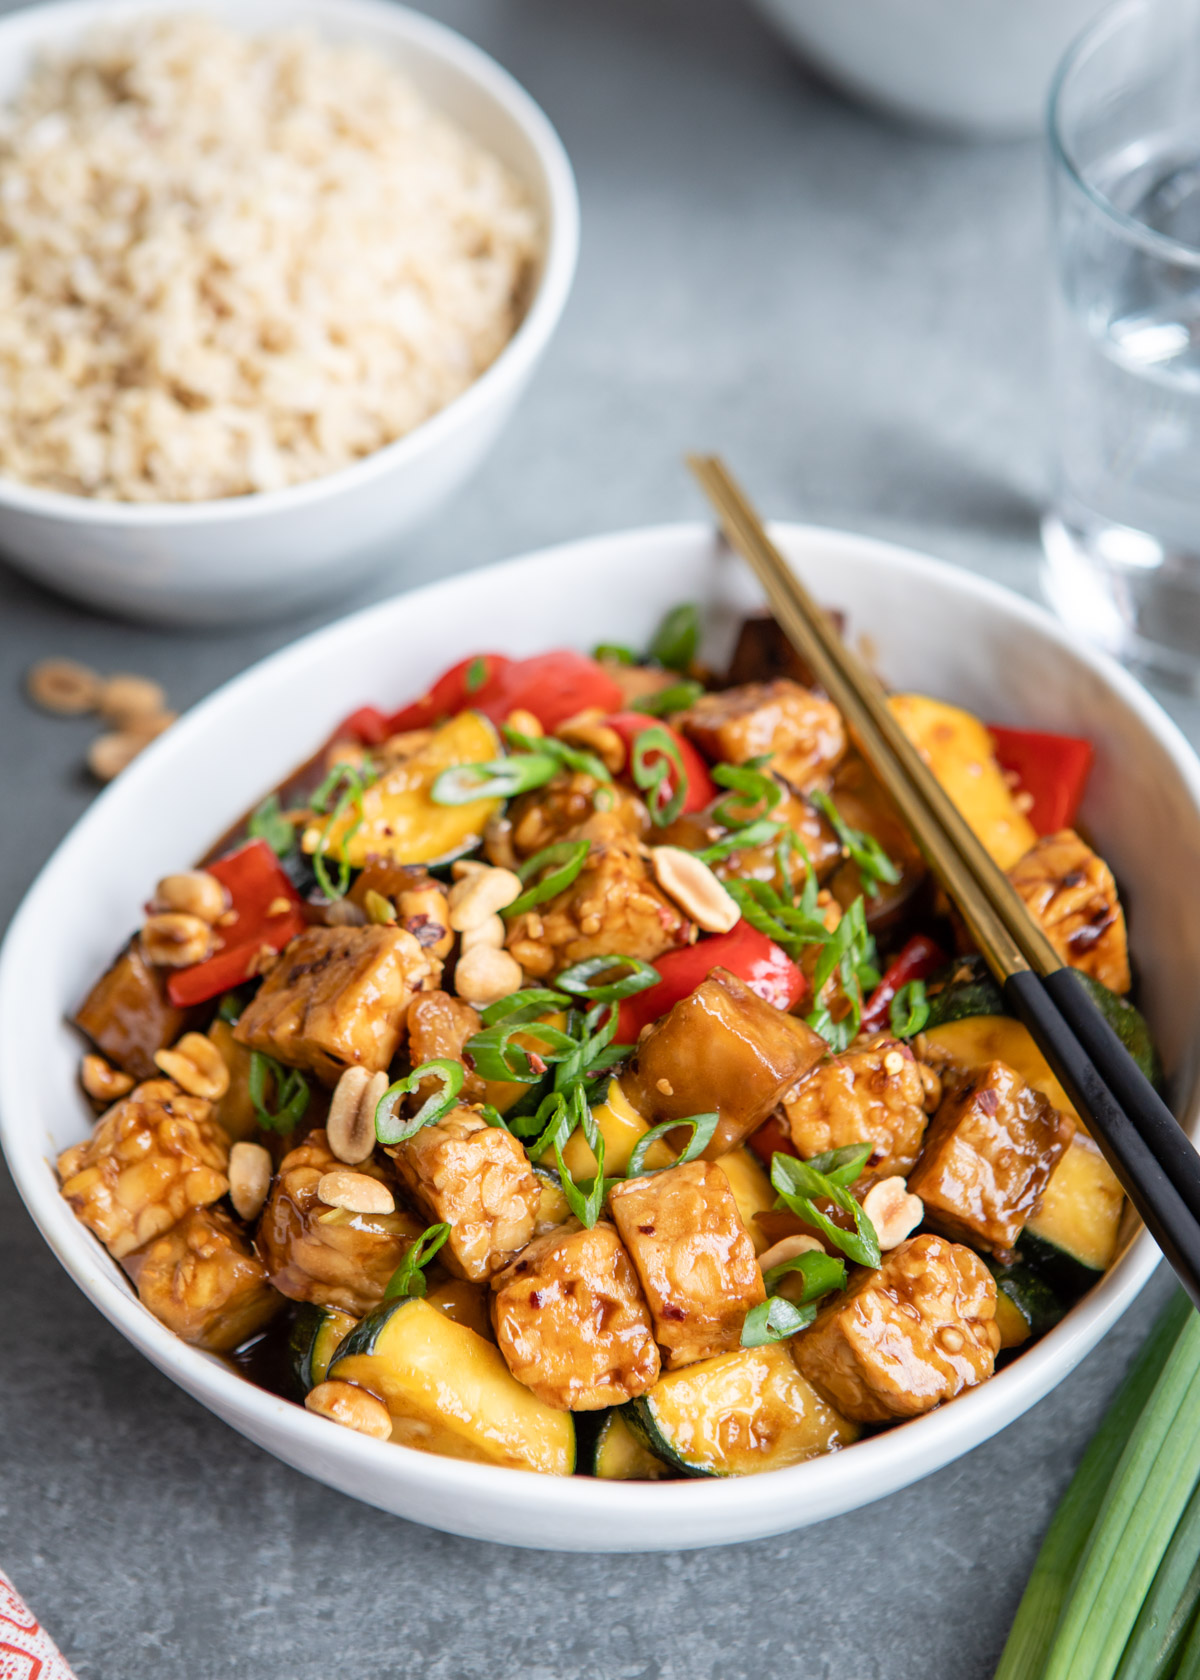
[687,454,1200,1311]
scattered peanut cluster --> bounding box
[25,657,176,780]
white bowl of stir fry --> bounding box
[4,522,1200,1551]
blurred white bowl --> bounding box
[3,520,1199,1550]
[750,0,1111,137]
[0,0,578,625]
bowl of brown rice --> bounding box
[0,0,578,623]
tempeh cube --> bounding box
[234,925,436,1087]
[57,1078,229,1259]
[609,1160,765,1368]
[491,1220,660,1409]
[1008,829,1131,995]
[393,1105,540,1282]
[257,1129,421,1315]
[123,1205,281,1351]
[782,1034,929,1178]
[680,679,845,790]
[908,1059,1074,1254]
[794,1234,1000,1422]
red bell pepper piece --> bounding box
[859,933,947,1036]
[605,713,715,817]
[748,1112,797,1170]
[166,840,307,1007]
[987,724,1094,836]
[476,651,625,733]
[383,654,514,734]
[616,919,805,1042]
[333,706,391,746]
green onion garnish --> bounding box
[248,1051,310,1134]
[630,679,704,717]
[552,1085,610,1228]
[248,793,296,858]
[464,1014,578,1083]
[431,753,560,805]
[383,1223,451,1300]
[504,840,591,918]
[556,955,661,1003]
[741,1296,815,1346]
[631,725,687,827]
[626,1110,719,1179]
[375,1058,465,1146]
[464,656,489,694]
[502,726,613,785]
[889,979,930,1039]
[649,603,700,673]
[741,1249,846,1348]
[770,1147,880,1268]
[697,818,786,866]
[811,789,901,899]
[712,761,784,828]
[310,758,376,901]
[762,1248,846,1299]
[593,643,637,665]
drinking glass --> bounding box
[1043,0,1200,686]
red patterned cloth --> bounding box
[0,1571,77,1679]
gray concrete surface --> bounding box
[0,1,1195,1675]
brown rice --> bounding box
[0,15,540,502]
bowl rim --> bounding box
[0,0,579,526]
[4,518,1195,1546]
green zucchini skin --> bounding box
[1018,1232,1102,1302]
[988,1260,1064,1344]
[924,957,1005,1029]
[625,1399,714,1479]
[331,1296,401,1362]
[1075,973,1164,1092]
[287,1303,358,1396]
[588,1409,672,1480]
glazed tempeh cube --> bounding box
[124,1205,281,1351]
[57,1078,229,1259]
[680,679,845,790]
[609,1161,765,1369]
[491,1220,660,1409]
[394,1106,540,1282]
[794,1234,1000,1423]
[234,925,436,1086]
[908,1060,1074,1254]
[782,1034,929,1178]
[1008,829,1131,995]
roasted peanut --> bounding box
[27,657,100,715]
[504,708,543,738]
[80,1053,135,1104]
[454,945,523,1007]
[327,1067,389,1165]
[323,898,367,927]
[451,858,489,880]
[305,1380,392,1440]
[756,1233,825,1275]
[918,1062,943,1112]
[154,1033,231,1101]
[459,914,505,955]
[152,870,227,924]
[447,866,522,932]
[650,847,739,933]
[555,715,625,774]
[861,1177,924,1250]
[98,673,167,726]
[141,912,214,968]
[317,1169,396,1215]
[228,1141,273,1221]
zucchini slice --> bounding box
[921,1012,1080,1125]
[546,1076,672,1178]
[1021,1134,1125,1296]
[590,1410,672,1481]
[628,1343,857,1478]
[1076,973,1164,1092]
[329,1296,575,1475]
[713,1146,775,1255]
[287,1304,358,1396]
[531,1164,574,1236]
[987,1261,1064,1350]
[923,957,1004,1030]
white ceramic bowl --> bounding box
[0,0,578,626]
[4,521,1199,1552]
[748,0,1111,137]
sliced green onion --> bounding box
[552,1002,625,1092]
[995,1292,1193,1680]
[310,759,375,901]
[248,793,296,858]
[627,1111,719,1179]
[711,762,784,828]
[383,1223,451,1300]
[464,656,489,694]
[649,602,700,672]
[375,1058,465,1146]
[431,754,559,805]
[248,1051,310,1134]
[553,1086,608,1228]
[762,1249,845,1300]
[811,789,900,899]
[503,726,612,785]
[890,979,930,1039]
[630,680,704,717]
[631,725,687,827]
[741,1296,815,1347]
[697,819,786,866]
[480,987,570,1026]
[216,989,245,1025]
[803,1143,873,1186]
[770,1150,880,1268]
[464,1016,578,1083]
[594,642,637,665]
[556,955,661,1003]
[1038,1298,1200,1680]
[504,840,591,918]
